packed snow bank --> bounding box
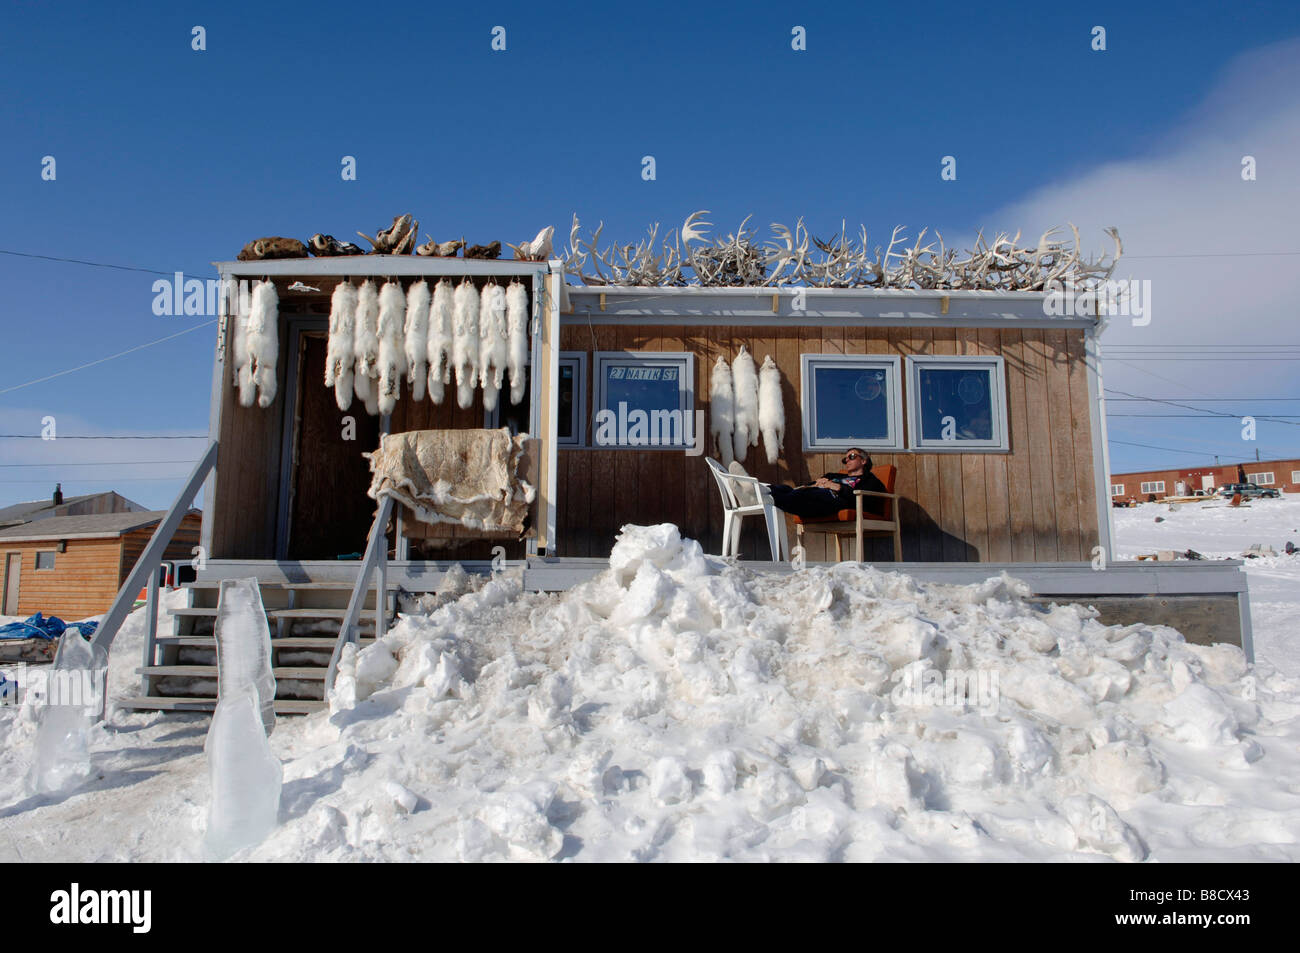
[2,524,1298,862]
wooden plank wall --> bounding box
[118,514,204,583]
[1,538,125,619]
[556,322,1098,563]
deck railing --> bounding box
[91,441,219,671]
[325,494,395,692]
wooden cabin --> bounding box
[0,510,200,618]
[555,286,1112,565]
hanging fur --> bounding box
[452,279,480,409]
[709,355,735,465]
[376,281,407,415]
[403,280,430,402]
[238,280,278,408]
[731,345,759,461]
[479,283,508,413]
[426,279,454,404]
[506,280,529,405]
[325,281,357,410]
[231,287,252,402]
[353,280,380,414]
[758,354,785,465]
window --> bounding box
[594,352,694,449]
[557,353,587,447]
[1292,470,1300,485]
[801,355,903,451]
[905,356,1008,451]
[1247,472,1274,485]
[35,551,56,570]
[1111,484,1125,496]
[1140,481,1165,495]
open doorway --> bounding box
[282,332,380,560]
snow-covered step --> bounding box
[116,695,325,715]
[172,607,379,620]
[156,635,375,649]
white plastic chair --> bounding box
[704,458,790,561]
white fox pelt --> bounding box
[231,288,250,398]
[426,279,454,404]
[237,280,278,408]
[709,355,735,465]
[758,354,784,465]
[353,280,381,415]
[731,345,759,462]
[376,281,408,415]
[325,281,357,411]
[506,280,529,405]
[452,279,481,410]
[403,280,430,402]
[479,283,508,413]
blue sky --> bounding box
[3,0,1299,508]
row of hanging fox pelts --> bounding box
[324,277,528,414]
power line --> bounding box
[0,320,216,396]
[1109,413,1300,418]
[1107,389,1300,427]
[0,249,204,279]
[1106,397,1300,402]
[0,434,207,440]
[0,460,199,468]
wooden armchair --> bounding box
[792,464,903,562]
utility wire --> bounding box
[0,320,216,395]
[0,460,199,468]
[0,249,203,279]
[0,434,207,439]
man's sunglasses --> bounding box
[841,452,864,463]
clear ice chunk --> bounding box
[30,632,106,795]
[213,578,276,736]
[204,688,283,858]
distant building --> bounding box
[1109,457,1300,500]
[0,487,199,619]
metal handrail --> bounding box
[91,441,218,661]
[325,494,394,691]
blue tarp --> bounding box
[0,612,98,641]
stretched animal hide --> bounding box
[325,281,357,410]
[231,289,252,402]
[731,345,759,462]
[353,280,380,414]
[479,284,508,413]
[403,280,430,402]
[758,354,784,465]
[376,281,407,415]
[709,355,735,465]
[426,279,454,404]
[506,281,529,405]
[452,279,480,410]
[239,280,278,408]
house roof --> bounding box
[0,492,102,526]
[0,510,180,543]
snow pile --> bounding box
[277,524,1294,862]
[2,523,1298,862]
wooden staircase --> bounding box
[118,580,385,715]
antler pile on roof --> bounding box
[561,212,1122,291]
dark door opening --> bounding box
[286,334,380,560]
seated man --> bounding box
[767,448,887,520]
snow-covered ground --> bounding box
[1,505,1298,863]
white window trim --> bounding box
[1111,484,1125,496]
[1292,470,1300,485]
[905,355,1009,452]
[800,354,903,452]
[1140,481,1166,494]
[594,351,695,451]
[1247,471,1274,485]
[556,351,587,448]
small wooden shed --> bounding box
[0,511,201,618]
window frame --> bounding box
[905,355,1009,452]
[593,350,695,451]
[1111,484,1125,496]
[1247,471,1274,485]
[800,354,904,452]
[1140,480,1166,495]
[1292,470,1300,485]
[556,351,587,448]
[34,551,56,571]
